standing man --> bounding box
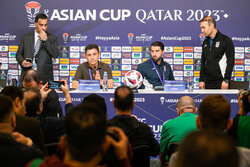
[137,41,174,89]
[199,16,234,89]
[72,44,113,89]
[16,13,59,83]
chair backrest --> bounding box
[131,145,150,167]
[167,142,179,160]
[45,142,58,155]
[229,81,249,89]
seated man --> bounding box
[22,70,63,118]
[27,103,131,167]
[72,44,114,89]
[228,90,250,149]
[0,95,43,166]
[136,41,174,89]
[159,96,197,165]
[176,131,239,167]
[1,86,45,152]
[169,95,250,167]
[108,85,159,167]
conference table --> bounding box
[58,89,240,142]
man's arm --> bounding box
[72,65,84,89]
[16,36,32,68]
[41,33,59,58]
[224,37,235,81]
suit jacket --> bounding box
[15,114,46,152]
[16,31,59,83]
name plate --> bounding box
[164,80,185,92]
[78,80,100,91]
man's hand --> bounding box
[60,80,72,104]
[22,60,32,68]
[106,127,129,160]
[198,82,205,89]
[39,29,48,41]
[94,70,101,80]
[12,132,33,146]
[221,81,229,89]
[40,82,51,102]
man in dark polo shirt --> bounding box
[137,41,174,89]
[72,44,113,89]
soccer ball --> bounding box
[124,70,143,89]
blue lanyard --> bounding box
[88,67,99,80]
[150,59,165,84]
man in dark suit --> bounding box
[1,86,46,152]
[16,13,59,83]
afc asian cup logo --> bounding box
[160,97,165,105]
[62,33,69,44]
[128,33,134,44]
[25,1,41,28]
[199,33,206,44]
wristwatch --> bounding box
[223,79,230,83]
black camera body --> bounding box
[99,129,119,166]
[238,90,250,113]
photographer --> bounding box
[228,90,250,149]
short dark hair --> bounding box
[1,86,24,102]
[114,85,134,111]
[85,44,99,54]
[82,94,107,116]
[0,95,14,123]
[24,87,42,117]
[198,95,230,131]
[22,70,40,85]
[176,131,239,167]
[199,16,216,28]
[150,41,164,51]
[65,103,106,162]
[35,13,48,23]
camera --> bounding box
[238,89,250,113]
[100,129,119,166]
[48,81,64,89]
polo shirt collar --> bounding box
[87,61,103,70]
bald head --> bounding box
[114,85,134,112]
[22,70,41,88]
[177,96,196,114]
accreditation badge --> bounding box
[215,41,220,48]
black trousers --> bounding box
[205,79,223,89]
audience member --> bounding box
[27,103,131,167]
[24,80,72,144]
[108,85,159,167]
[22,70,63,118]
[1,86,45,152]
[228,90,250,149]
[169,95,250,167]
[175,131,239,167]
[159,96,198,165]
[0,95,43,166]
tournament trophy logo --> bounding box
[199,33,206,44]
[160,97,165,105]
[62,33,69,44]
[128,33,134,44]
[25,1,41,28]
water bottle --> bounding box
[187,75,193,92]
[6,70,12,86]
[103,71,108,92]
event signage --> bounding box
[78,80,100,91]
